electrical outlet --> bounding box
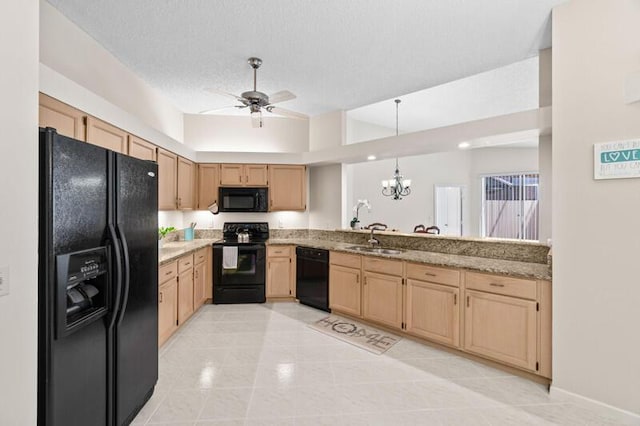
[0,265,9,297]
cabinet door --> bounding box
[86,116,127,153]
[198,164,220,209]
[406,279,460,347]
[38,93,86,140]
[205,246,213,300]
[158,278,178,346]
[194,262,206,310]
[267,257,292,297]
[329,265,362,317]
[177,270,194,324]
[245,164,269,186]
[157,148,177,210]
[363,272,403,329]
[128,135,156,161]
[177,157,195,210]
[220,164,244,186]
[269,165,306,211]
[464,290,537,371]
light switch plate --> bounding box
[0,265,9,297]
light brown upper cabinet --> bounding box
[157,148,178,210]
[177,157,196,210]
[128,135,157,161]
[86,116,128,154]
[39,93,86,141]
[220,164,269,187]
[197,164,220,209]
[269,165,306,211]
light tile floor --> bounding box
[133,302,636,425]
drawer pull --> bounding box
[159,292,163,302]
[489,283,505,287]
[424,272,436,277]
[165,271,172,276]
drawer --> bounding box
[159,261,177,283]
[267,245,292,258]
[194,248,207,265]
[465,271,536,300]
[331,251,361,269]
[406,263,460,287]
[178,254,194,273]
[362,256,403,276]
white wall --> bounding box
[538,136,552,243]
[347,151,472,233]
[309,164,344,229]
[179,211,309,231]
[39,1,184,142]
[347,147,540,236]
[552,0,640,416]
[467,147,539,236]
[309,110,345,151]
[0,1,38,424]
[184,114,309,153]
[346,116,395,144]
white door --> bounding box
[435,186,462,236]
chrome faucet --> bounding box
[368,226,384,247]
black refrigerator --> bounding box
[38,128,159,426]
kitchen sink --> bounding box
[345,246,404,255]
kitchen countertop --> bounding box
[159,239,217,265]
[267,238,552,281]
[159,238,551,280]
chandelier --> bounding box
[381,99,411,200]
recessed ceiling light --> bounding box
[458,142,471,149]
[367,155,376,160]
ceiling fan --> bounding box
[201,57,307,128]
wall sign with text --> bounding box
[594,139,640,180]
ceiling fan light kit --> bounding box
[381,99,412,200]
[202,57,307,127]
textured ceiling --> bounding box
[349,56,539,134]
[45,0,565,117]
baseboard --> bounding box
[549,385,640,422]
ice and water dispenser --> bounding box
[55,247,109,338]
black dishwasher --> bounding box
[296,247,330,312]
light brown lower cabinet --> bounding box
[327,251,552,378]
[158,278,178,346]
[266,246,294,298]
[362,271,403,330]
[464,290,537,371]
[194,261,206,310]
[329,252,362,317]
[177,254,195,324]
[405,279,460,347]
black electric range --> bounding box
[212,222,269,304]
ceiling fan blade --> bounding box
[203,87,245,102]
[266,106,308,120]
[268,90,296,104]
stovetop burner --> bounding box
[214,222,269,245]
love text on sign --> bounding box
[594,139,640,180]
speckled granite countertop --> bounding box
[159,239,216,265]
[267,239,551,281]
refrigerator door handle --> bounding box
[106,223,123,331]
[115,223,131,326]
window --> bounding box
[481,173,539,240]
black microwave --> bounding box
[219,187,268,212]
